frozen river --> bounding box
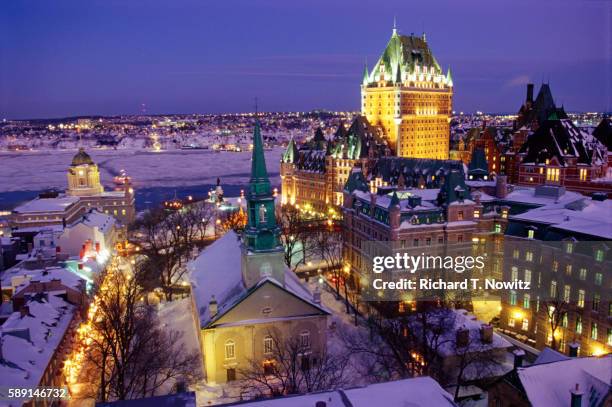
[0,148,283,210]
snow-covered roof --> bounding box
[0,296,76,395]
[71,210,117,234]
[189,231,326,328]
[503,186,583,207]
[219,377,456,406]
[511,198,612,239]
[12,196,79,213]
[12,266,86,294]
[533,347,570,365]
[517,355,611,407]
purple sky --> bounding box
[1,0,610,119]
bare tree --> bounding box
[276,205,315,272]
[132,202,215,300]
[313,227,344,299]
[238,332,348,399]
[85,262,202,401]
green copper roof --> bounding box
[71,147,95,166]
[282,138,299,163]
[446,67,453,87]
[249,120,271,195]
[344,169,369,193]
[370,32,442,80]
[362,63,370,85]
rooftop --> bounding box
[0,295,76,395]
[13,195,79,214]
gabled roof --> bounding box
[189,231,327,328]
[281,138,299,164]
[516,356,611,407]
[519,119,607,166]
[592,117,612,150]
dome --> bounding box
[71,148,94,166]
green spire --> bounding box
[249,120,271,195]
[282,137,298,163]
[446,67,453,87]
[362,63,370,86]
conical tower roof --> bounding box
[249,121,271,195]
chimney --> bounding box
[570,383,583,407]
[513,349,525,368]
[526,83,534,103]
[20,305,30,318]
[209,295,218,319]
[315,402,327,407]
[568,341,579,357]
[456,327,469,347]
[313,287,321,304]
[480,324,493,344]
[495,175,508,199]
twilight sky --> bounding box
[1,0,610,119]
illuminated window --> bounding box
[565,265,572,276]
[510,290,517,306]
[550,281,557,298]
[263,336,273,355]
[566,243,573,254]
[524,269,532,284]
[300,331,311,349]
[607,328,612,346]
[525,251,533,262]
[527,230,534,239]
[522,319,529,331]
[563,285,571,302]
[523,294,530,309]
[579,168,587,181]
[595,249,604,262]
[594,272,602,286]
[513,249,519,259]
[508,317,515,327]
[225,340,236,359]
[511,267,518,281]
[579,268,587,280]
[578,290,585,308]
[562,313,568,328]
[591,323,598,340]
[474,209,480,219]
[576,315,583,334]
[494,224,501,233]
[546,168,560,182]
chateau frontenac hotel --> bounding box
[281,27,454,212]
[281,26,611,358]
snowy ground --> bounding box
[0,147,283,193]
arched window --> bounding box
[225,340,235,360]
[263,336,273,355]
[299,330,311,349]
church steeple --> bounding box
[250,120,271,196]
[244,120,281,252]
[241,120,286,288]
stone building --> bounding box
[10,148,135,232]
[280,116,389,212]
[362,26,453,159]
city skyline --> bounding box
[1,0,611,120]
